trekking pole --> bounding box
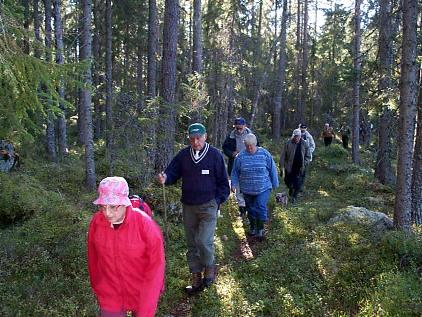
[161,178,169,241]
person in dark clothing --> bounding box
[279,129,311,203]
[222,117,258,217]
[339,124,351,149]
[157,123,230,295]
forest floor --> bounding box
[0,144,421,316]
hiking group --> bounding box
[87,119,345,316]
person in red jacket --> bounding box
[88,176,165,317]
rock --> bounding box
[366,196,384,204]
[328,206,394,232]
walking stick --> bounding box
[162,181,169,241]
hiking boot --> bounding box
[203,265,217,288]
[256,229,265,241]
[247,216,257,236]
[256,220,265,241]
[185,272,204,295]
[238,206,247,217]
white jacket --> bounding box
[301,131,315,160]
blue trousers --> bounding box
[243,189,271,221]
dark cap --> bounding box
[234,117,246,125]
[300,124,307,129]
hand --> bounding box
[157,172,167,185]
[231,186,236,193]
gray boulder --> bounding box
[329,206,394,232]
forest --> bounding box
[0,0,421,316]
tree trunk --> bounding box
[81,0,96,190]
[53,0,68,159]
[136,42,144,110]
[34,0,42,58]
[394,0,417,231]
[92,0,102,140]
[147,0,158,98]
[249,0,264,128]
[192,0,202,74]
[22,0,30,54]
[376,108,396,184]
[157,0,179,171]
[44,0,57,162]
[272,0,288,142]
[351,0,362,164]
[105,0,114,175]
[301,0,309,124]
[375,0,395,185]
[411,65,422,225]
[294,0,303,125]
[143,0,159,181]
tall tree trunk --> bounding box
[249,0,264,128]
[34,0,42,58]
[301,0,309,124]
[143,0,159,181]
[190,0,203,122]
[136,42,144,110]
[192,0,202,74]
[273,0,288,142]
[53,0,68,159]
[394,0,417,231]
[77,9,85,145]
[412,64,422,225]
[81,0,96,190]
[375,0,395,185]
[157,0,179,171]
[294,0,303,125]
[352,0,362,164]
[22,0,29,54]
[44,0,57,162]
[147,0,158,98]
[93,0,102,139]
[105,0,114,175]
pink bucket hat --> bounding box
[93,177,132,206]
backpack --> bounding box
[129,195,153,218]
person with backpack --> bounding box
[222,117,258,217]
[157,123,230,295]
[88,177,165,317]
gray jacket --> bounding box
[279,139,311,174]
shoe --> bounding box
[239,206,246,217]
[185,272,204,295]
[203,265,217,288]
[256,220,265,241]
[247,217,256,236]
[256,229,265,241]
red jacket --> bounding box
[88,206,165,316]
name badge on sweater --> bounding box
[201,169,210,175]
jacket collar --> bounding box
[229,127,252,139]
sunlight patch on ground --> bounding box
[318,189,330,197]
[216,272,252,316]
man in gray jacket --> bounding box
[279,129,311,203]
